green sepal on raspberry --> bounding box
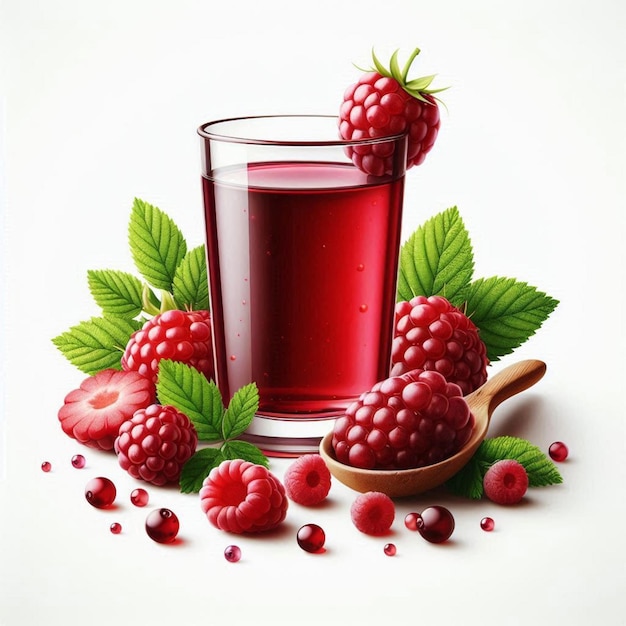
[366,48,448,104]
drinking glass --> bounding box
[198,115,407,454]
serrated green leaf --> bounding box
[51,316,142,374]
[179,447,225,493]
[221,440,269,468]
[172,245,209,311]
[445,436,562,498]
[156,360,224,441]
[397,206,474,306]
[466,277,559,362]
[129,198,187,292]
[222,383,259,440]
[87,269,144,318]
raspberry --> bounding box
[121,309,214,383]
[332,369,474,470]
[339,48,442,175]
[483,459,529,505]
[350,491,395,535]
[114,404,198,486]
[199,459,288,534]
[391,295,489,395]
[58,369,155,450]
[284,454,332,506]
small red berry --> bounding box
[145,508,180,544]
[41,461,52,473]
[297,524,326,553]
[114,404,198,486]
[284,454,332,506]
[384,543,397,556]
[416,505,455,543]
[480,516,495,532]
[350,491,395,535]
[130,488,149,507]
[121,309,214,383]
[71,454,86,469]
[224,545,242,563]
[404,512,420,531]
[110,522,122,535]
[548,441,569,462]
[85,477,117,509]
[483,459,529,505]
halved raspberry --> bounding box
[114,404,198,486]
[58,369,155,450]
[284,454,332,506]
[391,295,489,395]
[483,459,529,505]
[121,309,214,383]
[332,368,474,470]
[350,491,395,535]
[199,459,288,534]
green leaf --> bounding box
[87,269,144,318]
[397,206,474,306]
[156,360,224,441]
[172,244,209,311]
[179,447,225,493]
[466,277,559,362]
[51,316,142,374]
[221,440,269,468]
[446,436,563,499]
[389,49,403,83]
[129,198,187,292]
[222,383,259,440]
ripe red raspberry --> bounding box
[483,459,529,505]
[339,48,443,176]
[332,368,474,470]
[114,404,198,486]
[121,309,214,383]
[350,491,395,535]
[284,454,332,506]
[58,369,155,450]
[199,459,288,534]
[391,295,488,395]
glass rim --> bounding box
[197,114,407,147]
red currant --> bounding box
[85,477,117,509]
[404,512,420,531]
[384,543,397,556]
[416,505,455,543]
[224,545,242,563]
[145,508,180,544]
[297,524,326,553]
[549,441,569,462]
[110,522,122,534]
[130,488,149,507]
[480,516,495,532]
[71,454,86,469]
[41,461,52,473]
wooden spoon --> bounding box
[319,359,547,498]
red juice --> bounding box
[202,161,404,417]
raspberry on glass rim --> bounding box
[339,47,446,175]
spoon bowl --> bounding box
[319,359,547,498]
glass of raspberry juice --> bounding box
[198,115,407,454]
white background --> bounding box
[1,1,625,625]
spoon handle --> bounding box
[469,359,547,420]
